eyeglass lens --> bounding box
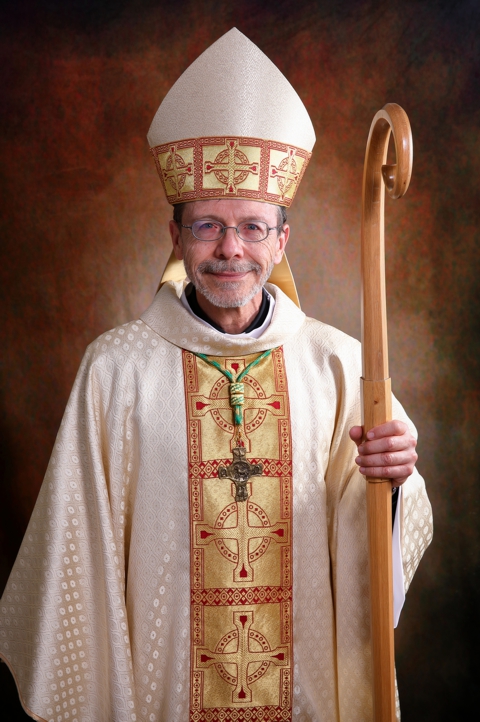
[191,220,270,242]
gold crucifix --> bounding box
[218,447,263,502]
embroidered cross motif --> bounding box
[204,139,259,194]
[191,352,279,451]
[196,482,289,581]
[192,386,284,451]
[184,346,293,716]
[270,146,299,199]
[196,610,289,704]
[162,144,193,197]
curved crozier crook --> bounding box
[378,104,413,199]
[365,103,413,200]
[361,102,413,382]
[366,102,413,200]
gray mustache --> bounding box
[197,260,262,274]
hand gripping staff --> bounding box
[361,103,413,722]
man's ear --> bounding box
[273,224,290,265]
[170,220,183,260]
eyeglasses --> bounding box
[181,220,282,243]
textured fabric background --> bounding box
[0,0,478,719]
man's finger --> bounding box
[365,419,408,440]
[357,434,417,456]
[358,464,413,483]
[349,426,363,446]
[356,450,418,471]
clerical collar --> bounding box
[181,283,275,338]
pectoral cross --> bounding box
[218,447,263,502]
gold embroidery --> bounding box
[151,136,311,207]
[269,147,300,201]
[195,486,290,582]
[155,143,194,198]
[189,370,285,454]
[203,138,260,194]
[267,147,306,203]
[183,349,293,720]
[196,610,290,704]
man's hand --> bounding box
[349,420,418,487]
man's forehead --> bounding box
[184,199,279,220]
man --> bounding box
[0,29,431,722]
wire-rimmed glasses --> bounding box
[181,220,282,243]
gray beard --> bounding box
[183,258,274,308]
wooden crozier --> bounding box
[361,103,413,722]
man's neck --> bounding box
[185,284,269,334]
[193,287,265,334]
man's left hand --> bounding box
[349,420,418,487]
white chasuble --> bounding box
[0,282,433,722]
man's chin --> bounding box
[196,280,261,309]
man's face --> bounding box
[170,199,289,309]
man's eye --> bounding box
[243,223,262,231]
[197,221,220,231]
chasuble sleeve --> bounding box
[285,317,433,720]
[0,334,139,721]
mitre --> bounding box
[149,28,315,306]
[148,28,315,208]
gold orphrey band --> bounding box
[151,136,312,207]
[183,348,293,720]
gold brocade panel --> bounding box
[183,348,293,722]
[151,136,311,207]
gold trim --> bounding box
[151,136,311,208]
[183,349,293,715]
[157,251,301,309]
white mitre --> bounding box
[148,28,315,208]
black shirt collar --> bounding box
[184,283,270,334]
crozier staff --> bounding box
[0,28,432,722]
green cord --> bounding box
[194,353,235,382]
[237,349,274,381]
[193,348,276,427]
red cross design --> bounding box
[191,368,284,452]
[204,139,259,194]
[196,610,289,703]
[269,147,300,199]
[162,145,193,198]
[195,495,289,583]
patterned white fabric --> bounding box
[147,28,315,152]
[0,282,432,722]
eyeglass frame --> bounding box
[179,219,284,243]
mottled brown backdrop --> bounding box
[1,0,479,719]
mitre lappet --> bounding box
[148,28,316,305]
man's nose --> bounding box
[214,227,244,258]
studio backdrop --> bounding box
[1,1,478,719]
